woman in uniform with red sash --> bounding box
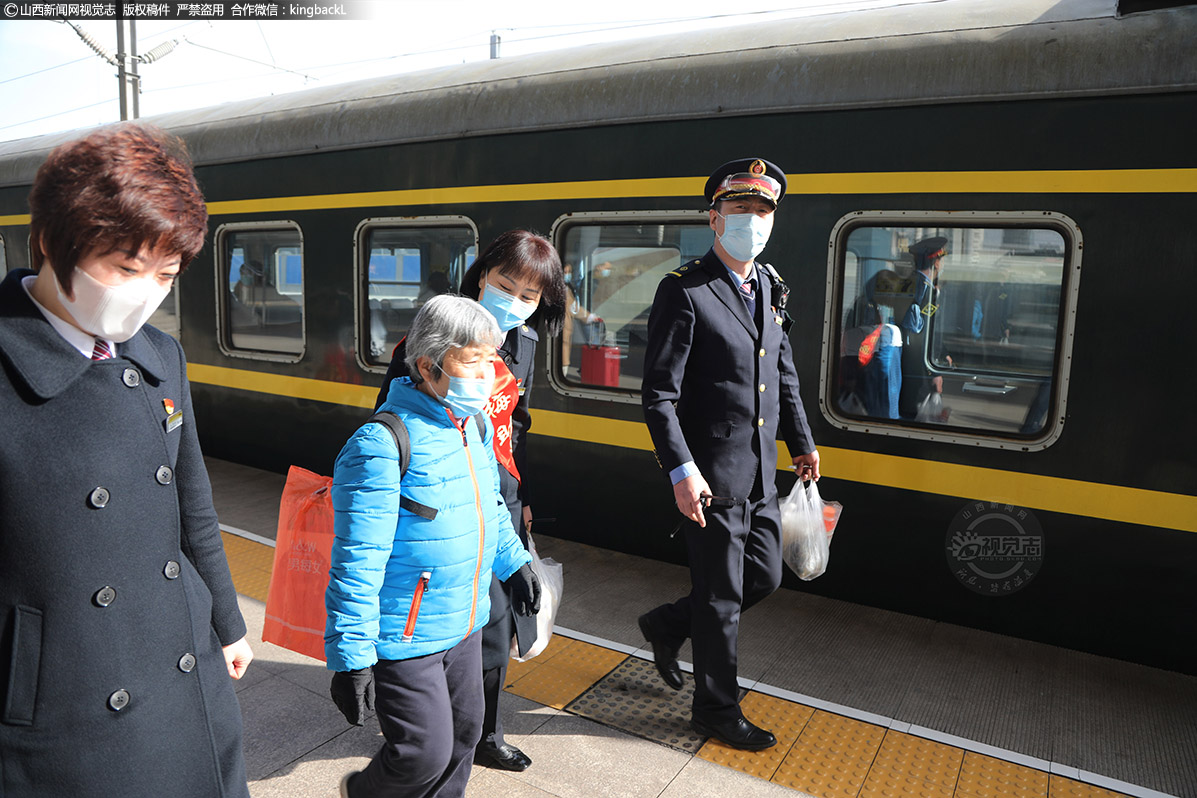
[372,230,566,772]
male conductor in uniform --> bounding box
[639,158,819,751]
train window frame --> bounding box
[213,220,307,363]
[353,215,479,374]
[820,210,1083,451]
[0,232,6,274]
[547,210,714,405]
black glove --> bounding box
[330,667,375,726]
[507,562,541,617]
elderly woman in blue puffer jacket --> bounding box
[325,295,540,798]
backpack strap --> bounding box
[366,411,438,521]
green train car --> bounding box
[2,0,1194,673]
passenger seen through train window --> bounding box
[835,223,1068,438]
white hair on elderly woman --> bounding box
[405,294,503,382]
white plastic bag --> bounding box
[780,480,842,581]
[916,392,945,423]
[511,533,563,662]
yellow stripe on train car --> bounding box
[186,364,1197,535]
[4,168,1195,227]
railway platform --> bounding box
[206,457,1196,798]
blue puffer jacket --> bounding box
[325,378,531,671]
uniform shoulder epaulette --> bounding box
[518,323,540,342]
[666,259,703,278]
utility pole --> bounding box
[490,32,501,59]
[65,20,179,122]
[115,21,140,120]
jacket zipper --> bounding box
[460,421,486,640]
[402,571,432,642]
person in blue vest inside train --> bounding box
[326,294,540,798]
[638,158,820,751]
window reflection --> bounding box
[836,225,1067,437]
[558,220,713,390]
[360,224,476,366]
[221,226,305,355]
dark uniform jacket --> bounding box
[373,322,538,667]
[0,270,249,798]
[642,250,814,500]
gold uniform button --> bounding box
[759,384,766,392]
[757,417,765,427]
[759,348,766,357]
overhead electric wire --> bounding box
[0,97,113,132]
[0,56,91,86]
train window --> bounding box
[550,211,713,398]
[825,212,1081,449]
[355,217,477,370]
[215,223,305,359]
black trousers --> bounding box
[479,574,511,748]
[355,631,483,798]
[646,490,783,723]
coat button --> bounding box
[155,466,174,485]
[88,487,110,508]
[759,348,766,357]
[94,586,117,607]
[164,560,181,579]
[108,689,130,711]
[758,417,765,427]
[178,653,197,673]
[121,368,141,388]
[759,383,767,392]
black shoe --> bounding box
[474,742,532,772]
[638,613,684,690]
[690,716,777,751]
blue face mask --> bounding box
[716,211,774,262]
[436,373,494,419]
[479,279,537,332]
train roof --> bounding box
[1,0,1194,185]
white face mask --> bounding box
[57,268,172,343]
[716,211,774,262]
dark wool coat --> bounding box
[0,270,249,798]
[642,249,815,499]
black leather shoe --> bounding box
[690,716,777,751]
[474,742,532,772]
[638,613,684,690]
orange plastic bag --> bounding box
[262,465,334,661]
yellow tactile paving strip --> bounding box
[698,690,815,779]
[221,531,272,602]
[860,730,965,798]
[505,636,626,709]
[223,533,1137,798]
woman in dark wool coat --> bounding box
[0,124,252,797]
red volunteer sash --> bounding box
[485,359,520,482]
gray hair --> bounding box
[405,294,502,382]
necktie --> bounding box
[739,277,757,321]
[91,338,113,361]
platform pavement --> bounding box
[209,457,1196,798]
[233,591,807,798]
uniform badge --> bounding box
[165,411,183,433]
[749,159,766,175]
[163,398,175,414]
